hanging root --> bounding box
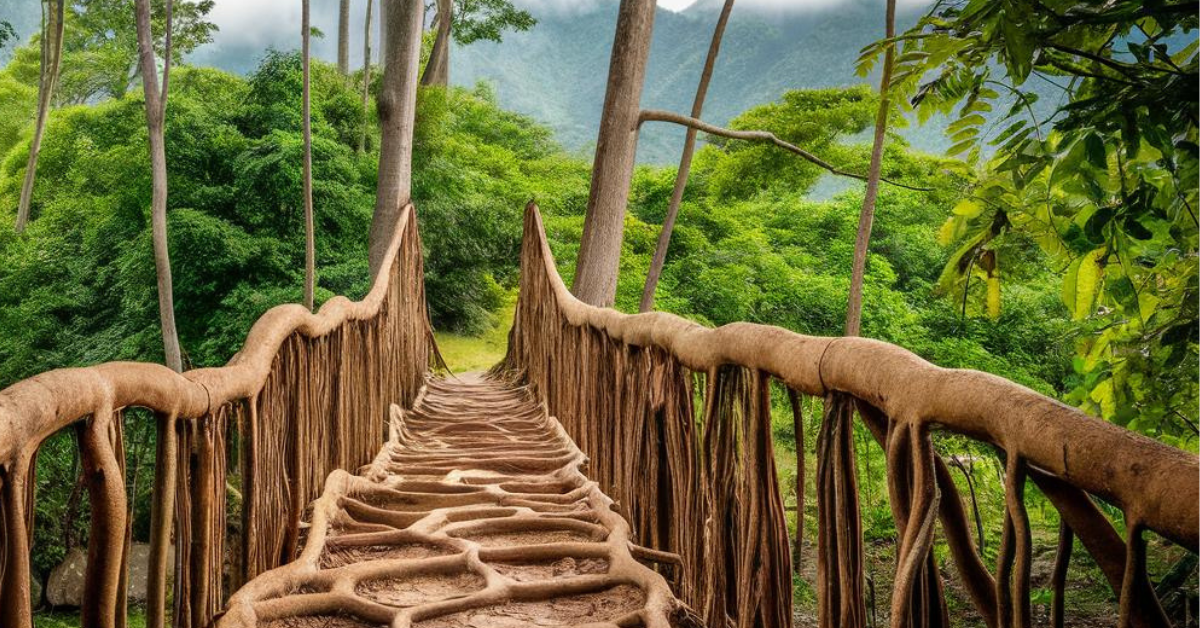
[817,393,866,628]
[788,388,805,574]
[1050,520,1073,628]
[994,453,1032,628]
[888,422,941,628]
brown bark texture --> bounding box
[359,0,374,153]
[303,0,316,311]
[338,0,351,75]
[369,0,423,280]
[572,0,656,307]
[844,0,897,337]
[639,0,734,313]
[15,0,65,233]
[502,201,1199,628]
[421,0,452,86]
[134,0,183,373]
[0,207,438,628]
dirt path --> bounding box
[219,376,690,628]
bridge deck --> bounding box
[221,375,688,628]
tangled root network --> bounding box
[219,375,698,628]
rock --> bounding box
[46,544,174,608]
[46,548,87,607]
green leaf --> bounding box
[952,198,984,218]
[1122,216,1153,240]
[1084,133,1107,169]
[948,139,976,156]
[1062,248,1106,320]
[1084,206,1115,243]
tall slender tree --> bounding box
[421,0,451,86]
[571,0,656,307]
[638,0,734,313]
[134,0,182,371]
[368,0,423,279]
[359,0,374,153]
[338,0,351,75]
[302,0,316,311]
[15,0,65,233]
[844,0,897,336]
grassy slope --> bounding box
[433,295,515,374]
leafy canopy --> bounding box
[57,0,217,104]
[860,0,1198,440]
[450,0,536,46]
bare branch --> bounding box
[637,109,932,192]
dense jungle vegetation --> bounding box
[0,0,1195,625]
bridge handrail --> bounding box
[516,203,1197,548]
[0,204,437,628]
[504,201,1198,628]
[0,205,420,460]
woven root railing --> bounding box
[0,205,439,628]
[499,201,1200,628]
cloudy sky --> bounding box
[189,0,928,71]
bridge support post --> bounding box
[0,455,34,628]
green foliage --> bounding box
[864,0,1199,439]
[0,20,15,51]
[56,0,217,104]
[0,68,35,160]
[452,0,536,46]
[543,88,1073,397]
[692,87,878,201]
[412,82,587,333]
[0,57,374,382]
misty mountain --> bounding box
[451,0,943,163]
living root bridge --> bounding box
[0,205,439,628]
[501,201,1199,628]
[218,376,695,628]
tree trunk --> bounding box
[135,0,183,372]
[360,0,374,154]
[338,0,351,75]
[571,0,657,307]
[303,0,316,311]
[368,0,423,280]
[421,0,452,86]
[378,0,388,70]
[15,0,65,233]
[639,0,733,312]
[844,0,897,337]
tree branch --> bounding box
[637,109,932,192]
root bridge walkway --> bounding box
[220,375,691,628]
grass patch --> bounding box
[433,294,515,374]
[35,610,145,628]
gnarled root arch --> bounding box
[501,201,1198,628]
[0,205,440,628]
